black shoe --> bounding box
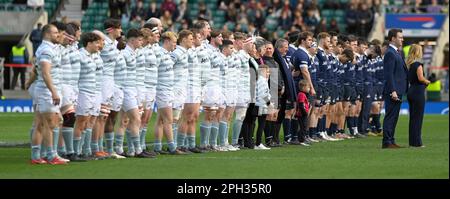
[143,150,158,156]
[188,147,204,153]
[135,152,156,158]
[67,153,87,162]
[82,154,98,161]
[154,150,170,155]
[289,140,302,145]
[178,147,193,154]
[169,149,188,155]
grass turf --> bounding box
[0,113,448,179]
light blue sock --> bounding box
[57,146,66,156]
[46,146,55,161]
[168,141,176,152]
[98,137,104,152]
[140,127,147,150]
[153,139,162,152]
[125,129,134,154]
[73,137,81,155]
[219,121,228,146]
[29,126,34,144]
[79,130,86,155]
[114,134,124,154]
[172,123,178,146]
[209,122,219,147]
[232,120,243,145]
[83,128,92,155]
[105,132,114,154]
[177,132,186,148]
[132,136,142,154]
[200,122,211,147]
[91,142,99,153]
[187,135,196,149]
[31,145,41,160]
[40,143,46,159]
[61,127,74,154]
[184,136,188,146]
[52,127,59,152]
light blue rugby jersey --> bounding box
[69,42,81,88]
[100,36,118,78]
[198,40,211,88]
[136,47,146,89]
[114,51,127,89]
[187,47,201,94]
[60,46,72,83]
[78,48,97,95]
[93,52,104,93]
[122,45,137,89]
[171,45,189,91]
[206,44,222,87]
[144,44,158,90]
[35,40,62,91]
[156,45,175,93]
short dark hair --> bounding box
[222,39,234,48]
[287,30,300,43]
[370,39,381,46]
[210,29,222,38]
[50,21,66,32]
[328,31,338,38]
[126,28,143,39]
[81,32,101,47]
[221,30,233,40]
[297,31,314,45]
[65,24,76,36]
[177,29,193,44]
[193,20,209,31]
[234,32,247,40]
[347,35,357,43]
[342,48,354,61]
[358,38,368,46]
[104,19,121,30]
[387,28,402,42]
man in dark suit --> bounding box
[382,28,408,149]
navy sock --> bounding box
[282,119,291,141]
[346,117,353,134]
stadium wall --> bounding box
[0,99,448,115]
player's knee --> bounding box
[62,112,76,127]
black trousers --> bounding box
[407,85,425,146]
[382,94,402,145]
[296,116,307,142]
[3,66,11,90]
[241,103,257,148]
[11,67,26,90]
[255,113,267,146]
[358,84,373,134]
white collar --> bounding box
[299,46,308,54]
[389,44,398,51]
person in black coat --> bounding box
[406,44,430,148]
[272,39,298,146]
[382,29,408,149]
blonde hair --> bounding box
[161,31,177,42]
[406,44,423,69]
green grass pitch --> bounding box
[0,113,448,179]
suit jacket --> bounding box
[273,48,297,103]
[383,46,408,95]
